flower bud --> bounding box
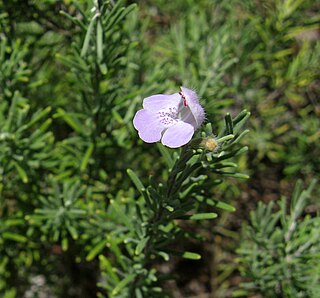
[200,137,218,151]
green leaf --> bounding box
[216,146,249,161]
[99,63,108,75]
[17,106,51,133]
[29,119,52,141]
[127,169,154,209]
[225,113,233,135]
[232,109,249,125]
[233,112,250,135]
[110,200,134,233]
[196,197,236,212]
[99,255,120,283]
[96,18,103,63]
[182,251,201,260]
[61,237,68,251]
[158,251,170,261]
[189,213,218,220]
[107,237,127,270]
[179,182,199,199]
[105,3,137,33]
[215,201,236,212]
[12,162,28,183]
[55,54,88,72]
[66,225,79,240]
[5,91,18,131]
[157,143,174,169]
[86,239,107,262]
[217,172,249,179]
[54,108,84,133]
[2,232,27,242]
[59,10,86,30]
[5,219,24,225]
[135,289,143,298]
[233,129,250,143]
[232,289,249,297]
[135,236,149,255]
[111,273,135,296]
[127,169,145,193]
[80,143,94,172]
[217,134,234,143]
[81,13,98,57]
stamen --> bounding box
[179,91,188,107]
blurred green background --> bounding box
[0,0,319,297]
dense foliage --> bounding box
[237,180,319,298]
[0,0,319,297]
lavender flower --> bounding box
[133,87,205,148]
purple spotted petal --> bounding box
[133,109,164,143]
[161,121,194,148]
[180,87,205,129]
[143,93,181,111]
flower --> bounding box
[133,87,205,148]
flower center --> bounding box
[158,106,179,127]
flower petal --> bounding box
[180,108,197,129]
[143,93,181,111]
[133,109,164,143]
[161,121,194,148]
[180,87,205,129]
